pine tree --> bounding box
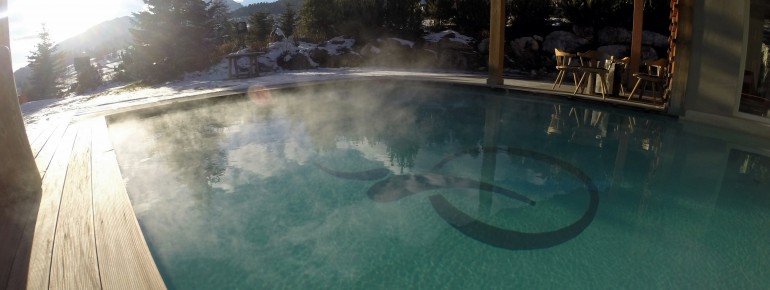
[280,3,297,37]
[26,25,65,100]
[130,0,217,83]
[383,0,423,37]
[248,12,273,47]
[426,0,456,30]
[298,0,336,41]
[208,0,234,45]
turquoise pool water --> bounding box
[110,81,770,289]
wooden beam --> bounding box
[92,117,166,289]
[49,122,101,289]
[487,0,505,85]
[629,0,645,85]
[0,0,41,198]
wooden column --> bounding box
[0,0,41,198]
[629,0,644,85]
[487,0,505,85]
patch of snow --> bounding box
[183,59,229,81]
[321,37,355,56]
[423,30,474,45]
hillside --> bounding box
[219,0,244,12]
[55,16,134,59]
[230,0,303,18]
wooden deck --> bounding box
[2,116,165,289]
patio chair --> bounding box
[553,49,580,90]
[628,59,669,102]
[573,51,610,99]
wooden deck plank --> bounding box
[25,127,46,151]
[49,121,100,289]
[10,123,78,290]
[92,117,166,289]
[32,121,70,177]
[3,121,72,290]
[29,121,65,158]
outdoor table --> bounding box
[226,52,264,79]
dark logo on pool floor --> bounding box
[315,147,599,251]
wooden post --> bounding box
[628,0,645,85]
[487,0,505,85]
[0,0,42,198]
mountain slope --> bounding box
[55,16,134,59]
[218,0,244,12]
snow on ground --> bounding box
[423,30,474,44]
[322,37,356,55]
[21,68,485,130]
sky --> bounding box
[7,0,147,70]
[7,0,277,71]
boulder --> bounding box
[543,31,589,53]
[643,31,669,47]
[510,36,542,70]
[309,47,330,66]
[511,36,540,58]
[572,26,594,41]
[597,45,629,58]
[277,52,317,70]
[359,43,382,57]
[597,27,631,45]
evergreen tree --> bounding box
[455,0,490,38]
[333,0,383,40]
[26,25,65,100]
[383,0,423,37]
[248,12,273,47]
[426,0,456,30]
[208,0,235,45]
[280,3,297,37]
[130,0,217,83]
[298,0,336,41]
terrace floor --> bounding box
[2,71,669,289]
[1,116,165,289]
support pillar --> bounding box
[629,0,645,85]
[0,0,41,198]
[487,0,505,86]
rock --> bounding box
[543,31,589,53]
[278,52,316,70]
[643,31,669,47]
[309,48,330,66]
[572,26,594,41]
[597,45,629,58]
[597,27,631,45]
[359,43,382,57]
[511,36,540,58]
[377,38,413,55]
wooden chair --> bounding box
[553,49,580,90]
[615,57,630,95]
[628,59,669,102]
[573,51,610,98]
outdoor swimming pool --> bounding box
[109,81,770,289]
